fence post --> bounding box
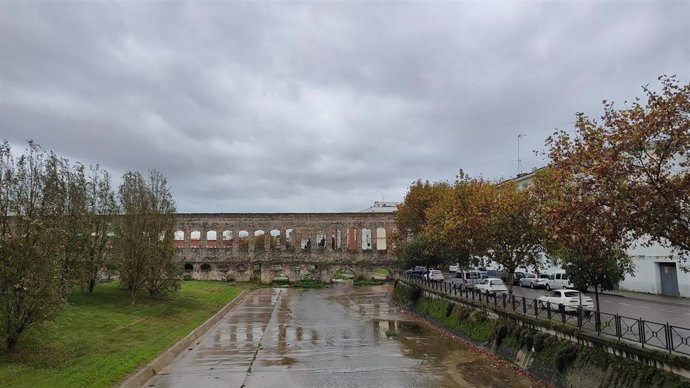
[577,307,582,330]
[546,302,552,320]
[560,304,566,324]
[595,311,601,335]
[493,293,497,309]
[615,314,621,340]
[534,299,539,317]
[502,293,507,310]
[522,297,526,314]
[667,323,673,353]
[639,318,645,348]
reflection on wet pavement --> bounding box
[146,285,539,388]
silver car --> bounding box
[519,273,547,289]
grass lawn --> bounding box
[0,281,248,387]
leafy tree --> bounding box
[394,179,451,268]
[397,236,445,271]
[81,165,117,293]
[113,170,179,303]
[546,75,689,267]
[0,142,67,350]
[60,160,90,295]
[395,179,451,240]
[533,168,634,312]
[423,174,487,272]
[481,181,548,294]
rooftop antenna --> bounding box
[517,133,526,174]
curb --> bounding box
[119,288,251,388]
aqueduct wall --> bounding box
[173,212,397,283]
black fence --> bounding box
[398,273,690,357]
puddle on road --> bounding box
[147,286,544,388]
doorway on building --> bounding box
[658,262,679,296]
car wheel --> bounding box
[546,284,551,291]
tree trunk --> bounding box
[88,278,96,294]
[594,284,600,314]
[6,335,17,350]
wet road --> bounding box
[146,285,540,388]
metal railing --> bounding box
[398,272,690,356]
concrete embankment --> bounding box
[392,280,690,388]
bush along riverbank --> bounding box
[392,281,690,388]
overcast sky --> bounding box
[1,1,688,213]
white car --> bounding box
[425,269,445,282]
[449,264,460,273]
[544,271,573,290]
[538,289,593,314]
[473,278,508,295]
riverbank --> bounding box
[392,280,690,388]
[0,281,248,387]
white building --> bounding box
[510,168,689,298]
[360,201,399,213]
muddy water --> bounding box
[146,285,540,388]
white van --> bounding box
[451,270,483,290]
[544,271,573,290]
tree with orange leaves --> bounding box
[546,75,689,268]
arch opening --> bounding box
[207,230,217,247]
[190,230,201,247]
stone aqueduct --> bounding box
[173,212,397,283]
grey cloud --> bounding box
[1,1,688,212]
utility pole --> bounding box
[517,133,526,174]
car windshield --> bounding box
[490,279,504,285]
[525,274,536,279]
[564,291,580,298]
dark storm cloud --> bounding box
[1,1,688,212]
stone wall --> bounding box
[173,212,397,283]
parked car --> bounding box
[470,266,489,278]
[449,263,460,273]
[451,270,483,290]
[519,273,548,289]
[487,269,506,281]
[425,269,445,282]
[473,278,508,296]
[404,266,428,278]
[512,271,529,286]
[544,271,573,290]
[537,289,593,314]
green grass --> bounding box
[290,280,329,288]
[372,267,391,276]
[0,281,247,388]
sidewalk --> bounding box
[596,288,690,308]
